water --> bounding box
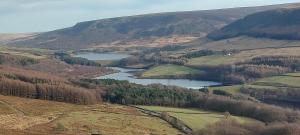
[97,67,221,89]
[74,52,131,60]
[76,52,221,89]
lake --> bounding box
[75,52,221,89]
[74,52,132,60]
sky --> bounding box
[1,0,300,33]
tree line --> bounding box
[0,67,100,104]
[190,61,291,85]
[181,49,239,59]
[245,55,300,71]
[241,86,300,108]
[77,79,300,123]
[54,52,101,66]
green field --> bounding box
[285,72,300,77]
[138,106,255,131]
[211,72,300,97]
[193,37,300,51]
[210,85,243,94]
[142,64,202,78]
[253,73,300,88]
[186,46,300,66]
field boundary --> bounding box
[130,105,193,135]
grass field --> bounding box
[138,106,256,131]
[208,72,300,97]
[187,47,300,66]
[210,85,243,94]
[193,36,300,51]
[142,64,202,78]
[0,95,182,135]
[253,73,300,88]
[285,72,300,77]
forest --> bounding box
[54,52,101,66]
[0,66,99,104]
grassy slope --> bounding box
[192,37,300,51]
[187,55,236,66]
[253,73,300,88]
[210,85,243,94]
[286,72,300,77]
[187,46,300,66]
[142,64,202,78]
[0,95,181,135]
[138,106,256,131]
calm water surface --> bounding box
[76,52,221,89]
[97,67,221,89]
[74,52,131,60]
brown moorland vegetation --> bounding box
[0,95,182,135]
[27,59,113,79]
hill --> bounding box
[0,95,181,135]
[9,4,289,50]
[208,6,300,40]
[0,33,36,44]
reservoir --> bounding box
[74,52,132,60]
[75,52,221,89]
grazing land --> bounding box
[187,46,300,66]
[210,85,243,94]
[190,36,300,51]
[210,72,300,94]
[141,64,202,78]
[137,106,256,131]
[253,73,300,88]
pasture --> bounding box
[138,106,256,131]
[142,64,202,78]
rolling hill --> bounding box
[9,4,290,50]
[208,6,300,40]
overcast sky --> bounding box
[1,0,300,33]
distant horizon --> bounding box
[1,0,300,33]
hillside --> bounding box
[9,4,288,50]
[0,33,36,44]
[0,95,181,135]
[208,6,300,40]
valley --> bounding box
[1,1,300,135]
[74,52,220,89]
